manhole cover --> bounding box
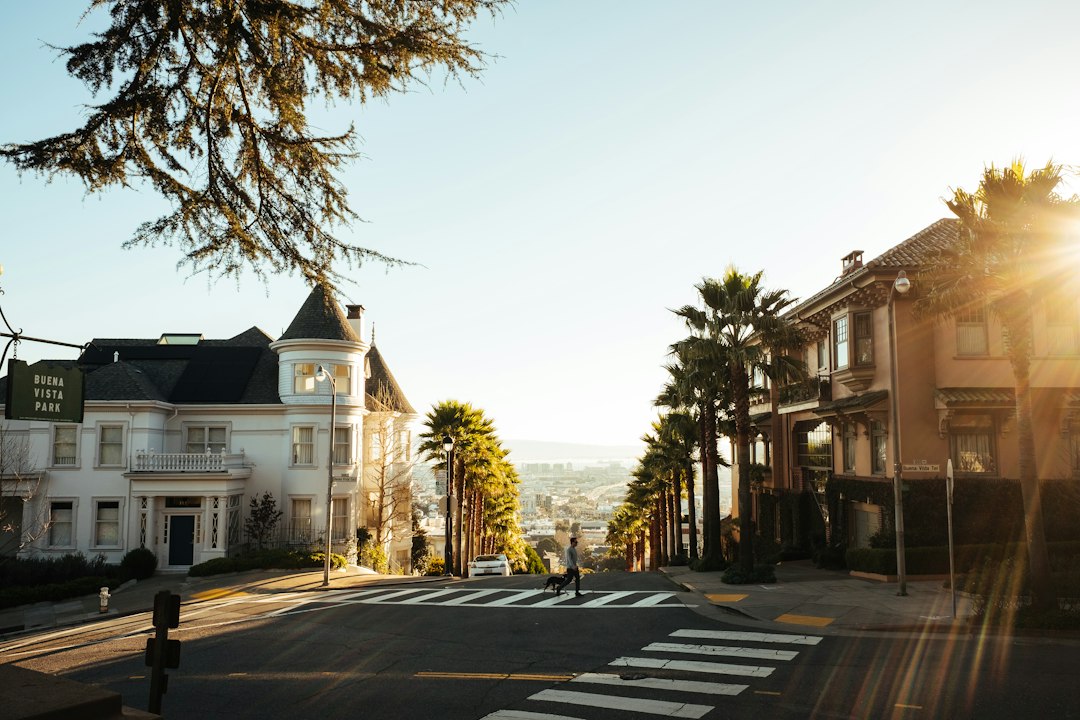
[620,673,647,681]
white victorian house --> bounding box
[0,285,418,571]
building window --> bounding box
[399,430,412,462]
[48,500,75,547]
[796,421,832,469]
[331,364,351,395]
[956,307,989,356]
[289,497,313,541]
[227,495,242,545]
[853,311,873,366]
[98,425,124,466]
[294,363,316,394]
[1046,301,1079,356]
[950,415,996,474]
[1071,429,1080,479]
[331,496,349,541]
[185,425,227,454]
[842,423,856,473]
[816,341,828,375]
[52,426,77,466]
[370,430,383,461]
[333,426,352,466]
[870,420,888,475]
[94,500,121,546]
[833,317,849,370]
[292,426,315,465]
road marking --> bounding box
[191,588,247,601]
[365,588,430,603]
[573,672,747,696]
[610,656,774,678]
[895,703,923,710]
[399,589,462,604]
[439,589,502,605]
[774,613,835,627]
[644,642,798,662]
[489,590,554,606]
[670,629,823,646]
[578,591,635,607]
[704,593,748,603]
[754,690,782,696]
[631,592,678,607]
[530,688,713,718]
[481,710,585,720]
[416,672,574,681]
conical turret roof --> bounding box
[278,284,361,343]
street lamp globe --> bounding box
[893,270,911,295]
[442,434,454,453]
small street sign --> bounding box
[902,463,939,472]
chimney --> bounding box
[841,250,864,276]
[346,304,365,342]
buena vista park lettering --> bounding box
[5,360,85,423]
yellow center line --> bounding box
[415,672,574,681]
[753,690,782,696]
[705,593,748,603]
[895,703,923,710]
[191,588,248,601]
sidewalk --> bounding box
[661,559,974,635]
[0,565,445,638]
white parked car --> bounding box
[468,553,511,577]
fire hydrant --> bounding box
[99,587,111,614]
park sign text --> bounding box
[5,360,85,423]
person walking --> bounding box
[557,537,581,596]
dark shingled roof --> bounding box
[936,387,1015,407]
[864,218,959,268]
[365,345,416,414]
[278,284,361,343]
[73,326,280,404]
[814,390,889,416]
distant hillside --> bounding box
[503,439,642,464]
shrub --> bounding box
[722,563,777,585]
[188,549,345,577]
[522,545,546,574]
[424,556,445,576]
[121,547,157,580]
[669,552,689,567]
[690,555,729,572]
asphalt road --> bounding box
[3,572,1078,720]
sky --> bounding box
[3,1,1080,452]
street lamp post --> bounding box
[887,270,911,596]
[315,365,337,588]
[442,434,454,576]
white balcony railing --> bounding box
[133,450,242,473]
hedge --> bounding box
[845,540,1080,576]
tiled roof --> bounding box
[936,388,1015,407]
[814,389,889,415]
[365,345,416,414]
[864,218,959,268]
[278,284,361,343]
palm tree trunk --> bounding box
[659,496,669,566]
[700,400,723,567]
[1010,330,1054,611]
[672,475,684,557]
[685,467,699,561]
[453,456,464,575]
[732,362,755,574]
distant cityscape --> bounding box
[414,439,732,555]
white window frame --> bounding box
[330,495,350,542]
[331,363,352,396]
[288,496,314,541]
[950,414,997,475]
[853,311,874,367]
[51,425,79,468]
[870,420,888,475]
[294,363,317,394]
[333,425,352,466]
[1045,301,1079,356]
[92,497,124,548]
[291,425,316,466]
[842,422,857,473]
[184,423,229,454]
[833,316,849,370]
[47,498,78,549]
[956,307,989,356]
[96,423,126,468]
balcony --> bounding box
[777,377,832,413]
[133,450,247,473]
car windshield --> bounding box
[475,555,502,562]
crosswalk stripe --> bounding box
[670,628,822,646]
[481,710,585,720]
[630,593,677,607]
[611,656,774,678]
[399,589,462,604]
[530,688,713,718]
[572,672,747,696]
[531,593,578,607]
[365,588,430,603]
[644,642,798,662]
[488,590,546,606]
[440,589,502,605]
[579,591,635,607]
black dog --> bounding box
[543,575,563,592]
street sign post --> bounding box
[946,458,956,619]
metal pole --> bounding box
[322,371,336,587]
[444,446,453,576]
[888,284,908,596]
[947,458,956,618]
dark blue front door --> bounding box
[168,515,195,566]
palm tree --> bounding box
[656,370,702,561]
[680,268,797,574]
[915,160,1080,611]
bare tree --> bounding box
[365,387,415,561]
[0,422,49,554]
